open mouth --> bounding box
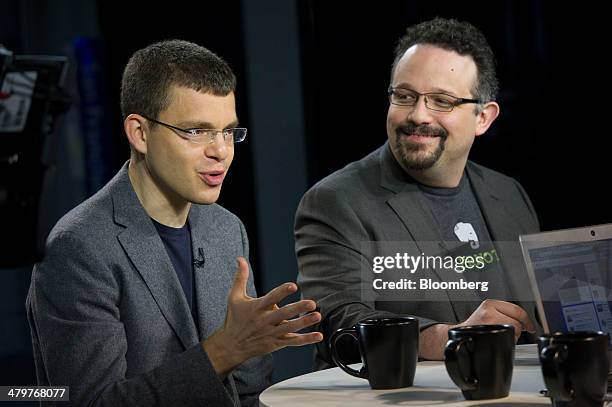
[199,170,225,186]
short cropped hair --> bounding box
[392,18,498,103]
[120,39,236,120]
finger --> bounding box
[502,319,523,341]
[467,312,522,339]
[229,257,250,301]
[257,282,297,310]
[277,332,324,347]
[265,300,317,325]
[273,312,321,336]
[491,301,535,332]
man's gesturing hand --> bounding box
[203,257,323,377]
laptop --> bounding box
[519,223,612,389]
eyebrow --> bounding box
[393,83,459,97]
[428,87,459,97]
[178,120,240,129]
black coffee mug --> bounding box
[538,331,609,407]
[329,317,419,389]
[444,324,515,400]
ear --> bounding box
[474,101,500,137]
[124,114,148,154]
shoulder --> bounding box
[467,161,527,197]
[46,181,116,247]
[190,203,245,236]
[192,203,241,225]
[305,146,383,199]
[296,147,390,232]
[33,186,119,292]
[42,164,140,261]
[467,160,539,229]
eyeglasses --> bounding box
[141,115,247,144]
[388,87,481,112]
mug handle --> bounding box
[330,328,368,379]
[540,344,574,401]
[444,337,478,391]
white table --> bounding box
[260,344,552,406]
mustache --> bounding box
[397,122,448,139]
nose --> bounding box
[406,95,434,125]
[204,132,230,161]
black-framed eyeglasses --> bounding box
[140,114,247,144]
[388,87,481,112]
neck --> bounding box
[405,167,464,188]
[396,153,467,188]
[128,157,191,228]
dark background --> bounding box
[1,0,609,399]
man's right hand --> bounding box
[202,257,323,377]
[419,299,535,360]
[458,299,536,340]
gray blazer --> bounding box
[26,163,272,406]
[295,143,540,369]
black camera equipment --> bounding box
[0,45,70,266]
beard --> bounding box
[393,122,448,170]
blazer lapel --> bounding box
[466,163,530,302]
[112,164,199,349]
[466,164,517,242]
[380,144,446,247]
[188,205,232,341]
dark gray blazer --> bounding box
[26,163,272,406]
[295,143,540,369]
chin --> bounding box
[193,189,222,205]
[193,196,220,205]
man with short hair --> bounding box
[27,39,322,406]
[295,18,538,369]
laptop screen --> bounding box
[526,238,612,346]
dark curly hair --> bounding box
[391,18,498,103]
[120,39,236,121]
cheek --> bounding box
[434,116,459,138]
[149,135,183,161]
[441,117,477,152]
[158,145,198,182]
[445,111,477,134]
[225,146,235,167]
[386,109,403,135]
[387,107,403,125]
[145,139,171,171]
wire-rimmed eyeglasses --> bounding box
[141,114,247,144]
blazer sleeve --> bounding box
[230,220,273,407]
[511,177,542,338]
[294,185,437,368]
[513,178,540,232]
[27,230,236,407]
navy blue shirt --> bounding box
[417,174,509,300]
[151,219,198,330]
